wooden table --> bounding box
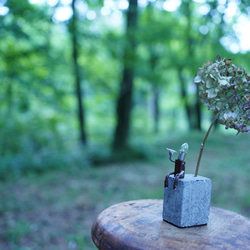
[91,199,250,250]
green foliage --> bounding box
[0,112,88,178]
[4,221,31,244]
[195,55,250,134]
[0,0,249,178]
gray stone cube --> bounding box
[163,174,211,228]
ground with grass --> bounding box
[0,132,250,249]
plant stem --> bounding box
[194,118,217,177]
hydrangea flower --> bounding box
[194,55,250,134]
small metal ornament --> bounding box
[164,143,188,190]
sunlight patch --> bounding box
[53,6,73,22]
[163,0,181,12]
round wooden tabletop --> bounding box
[91,199,250,250]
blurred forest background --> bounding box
[1,0,250,249]
[1,0,250,175]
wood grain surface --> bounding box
[91,199,250,250]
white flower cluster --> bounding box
[194,55,250,134]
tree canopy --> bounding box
[0,0,250,175]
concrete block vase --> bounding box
[163,143,212,228]
[163,174,211,228]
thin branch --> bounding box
[194,117,217,177]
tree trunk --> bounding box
[149,48,160,134]
[70,0,87,145]
[6,78,13,117]
[152,86,160,134]
[177,68,192,130]
[112,0,138,152]
[181,0,202,131]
